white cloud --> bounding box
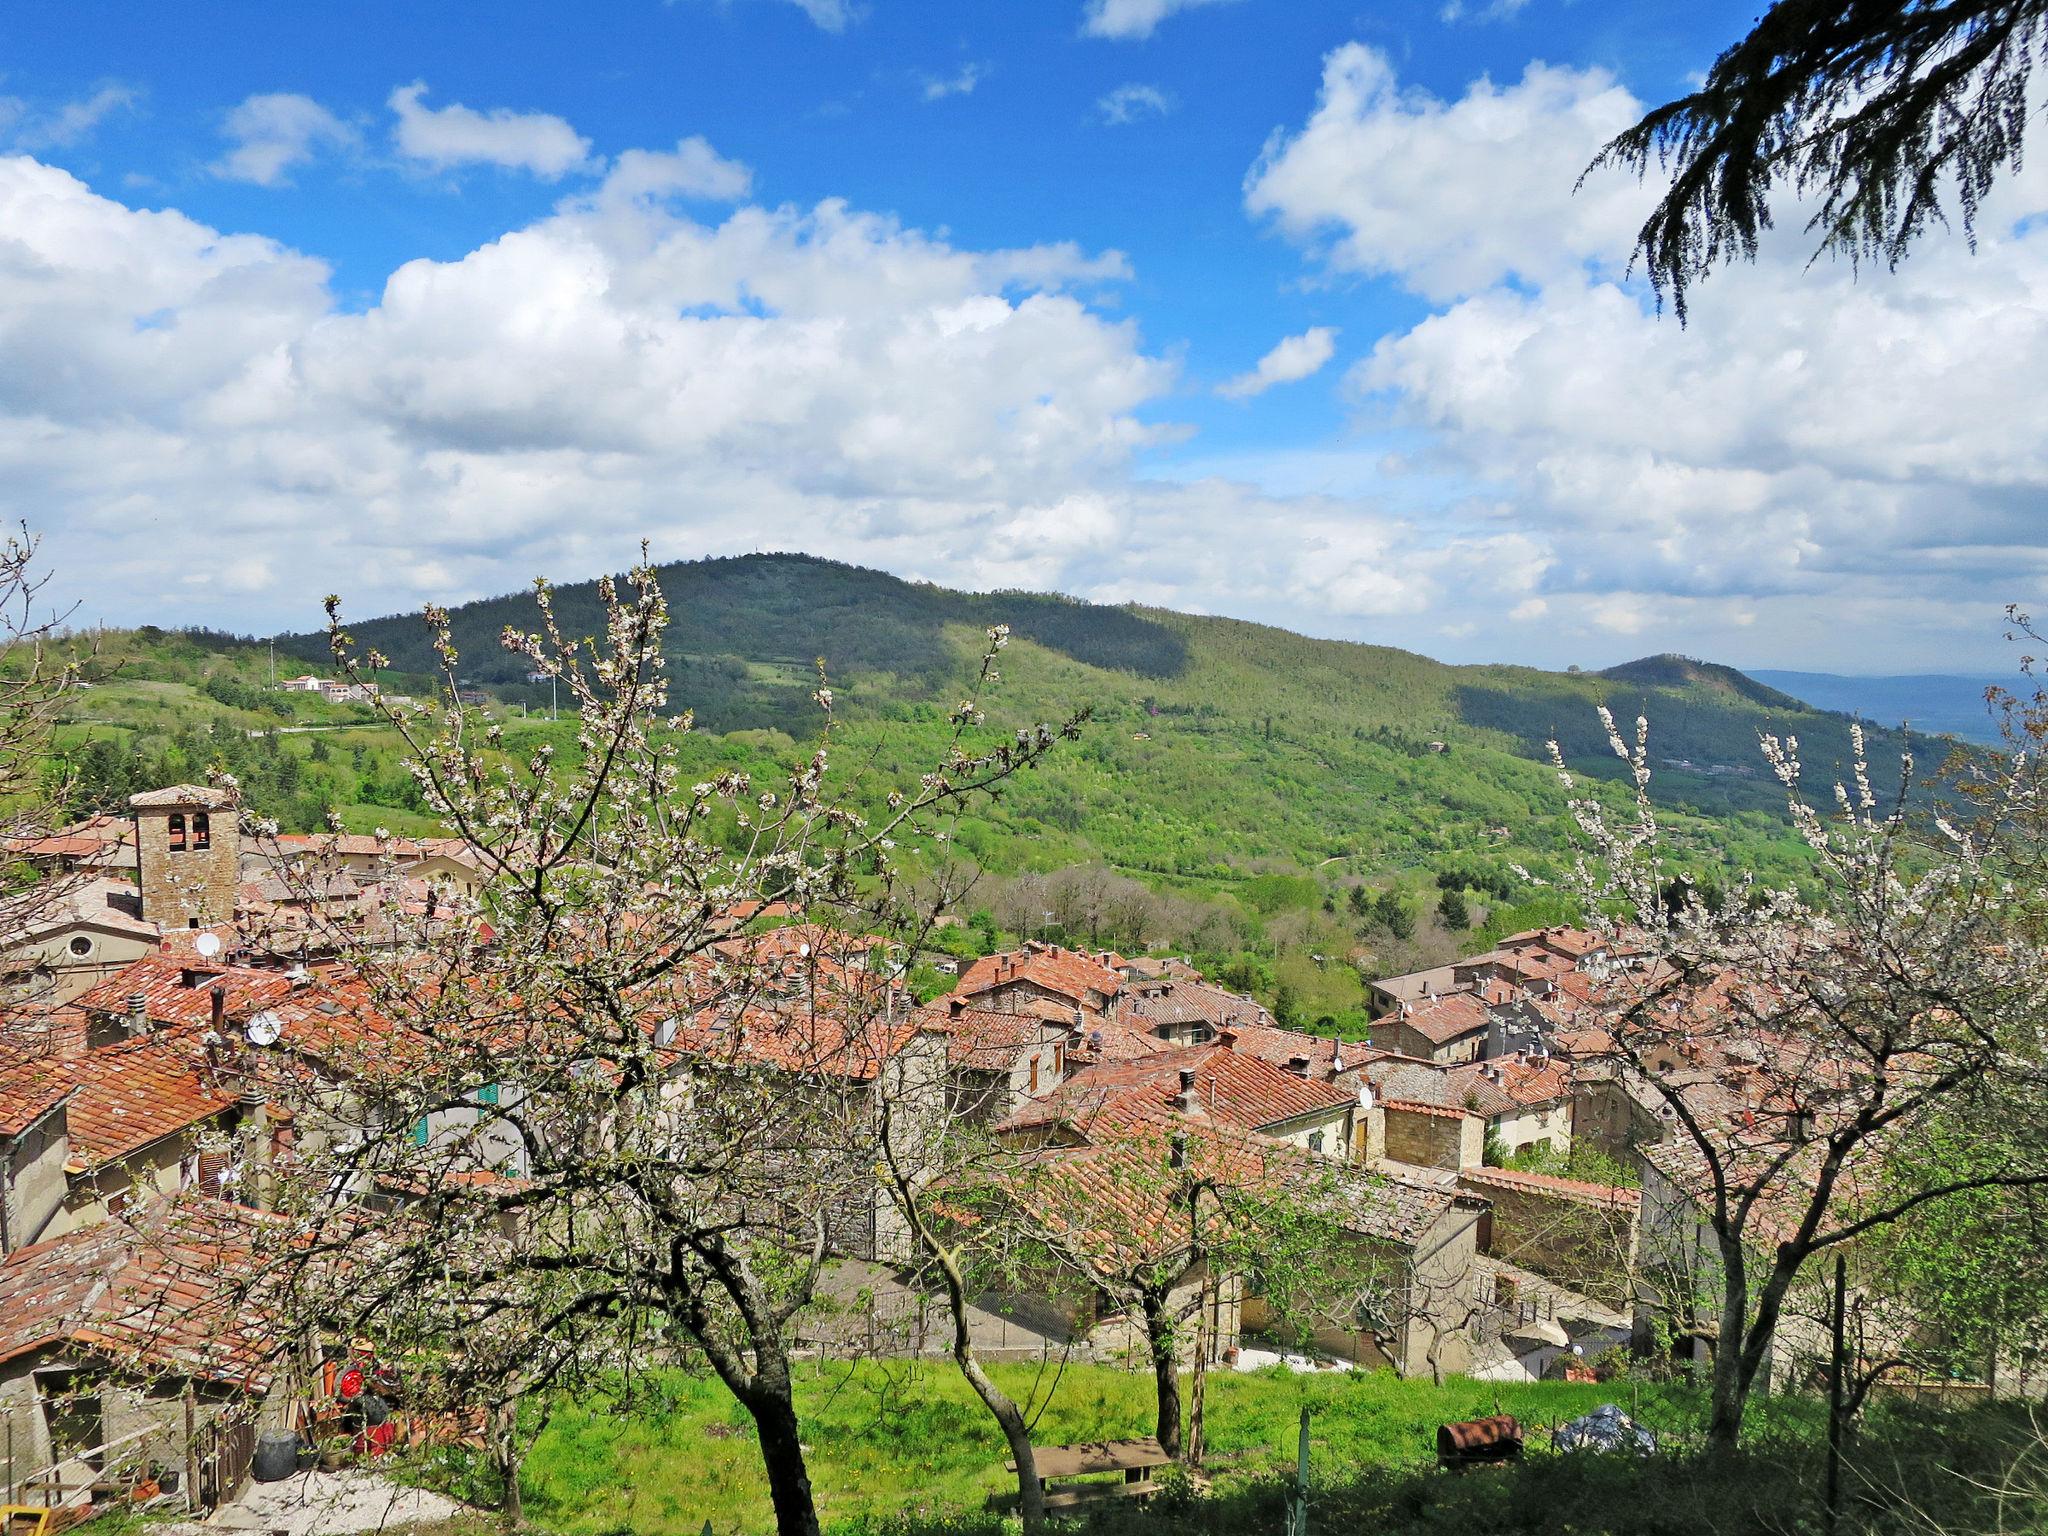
[1440,0,1530,21]
[680,0,861,31]
[0,150,1557,666]
[594,137,752,203]
[388,82,594,179]
[4,84,137,150]
[213,93,356,187]
[1245,43,2048,668]
[1097,84,1174,125]
[1245,44,1644,301]
[1217,326,1338,399]
[776,0,861,30]
[1082,0,1240,41]
[921,64,986,101]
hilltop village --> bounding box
[0,779,1899,1515]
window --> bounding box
[193,812,211,850]
[167,812,186,852]
[1028,1055,1040,1094]
[67,935,92,958]
[38,1372,104,1469]
[1308,1131,1325,1155]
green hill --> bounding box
[269,552,1925,831]
[43,553,1951,1026]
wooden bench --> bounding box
[997,1436,1174,1514]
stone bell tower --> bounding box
[130,783,240,929]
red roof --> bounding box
[998,1044,1353,1140]
[919,1003,1059,1070]
[61,1033,244,1168]
[1383,990,1491,1046]
[0,1054,72,1137]
[1382,1098,1467,1121]
[1458,1164,1640,1210]
[1441,1056,1572,1117]
[956,944,1125,1010]
[0,1195,283,1389]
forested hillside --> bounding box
[45,554,1955,1029]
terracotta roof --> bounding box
[1316,1160,1485,1245]
[1501,926,1606,959]
[61,1033,243,1168]
[0,1195,283,1389]
[919,1003,1059,1071]
[1440,1056,1572,1118]
[0,1054,72,1137]
[997,1044,1353,1141]
[1383,990,1492,1046]
[73,954,298,1032]
[1382,1098,1467,1121]
[956,944,1125,1010]
[1215,1020,1387,1082]
[1125,978,1273,1033]
[1457,1164,1640,1210]
[129,784,235,809]
[1069,1019,1171,1065]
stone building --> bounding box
[130,785,239,931]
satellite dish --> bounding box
[193,931,222,959]
[245,1010,283,1048]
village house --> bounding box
[997,1044,1361,1162]
[1368,989,1493,1064]
[0,1196,284,1506]
[1,879,161,1003]
[1256,1161,1491,1379]
[919,997,1070,1123]
[2,816,137,878]
[952,942,1126,1022]
[1123,975,1275,1045]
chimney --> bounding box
[1331,1041,1346,1074]
[1169,1132,1187,1170]
[125,992,148,1038]
[210,983,226,1034]
[1175,1067,1198,1116]
[1215,1027,1239,1049]
[947,996,966,1019]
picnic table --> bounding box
[1001,1437,1174,1514]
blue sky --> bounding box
[2,0,2041,673]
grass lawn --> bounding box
[502,1362,1772,1536]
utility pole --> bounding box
[1288,1407,1310,1536]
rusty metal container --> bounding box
[1437,1415,1524,1467]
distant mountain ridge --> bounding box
[275,552,1936,828]
[1748,669,2011,746]
[1599,655,1807,712]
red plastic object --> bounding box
[354,1420,398,1457]
[336,1365,366,1400]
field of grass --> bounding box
[394,1360,2044,1536]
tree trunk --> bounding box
[1140,1290,1182,1458]
[743,1381,824,1536]
[1705,1230,1757,1452]
[1186,1276,1212,1467]
[958,1351,1048,1534]
[490,1402,525,1525]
